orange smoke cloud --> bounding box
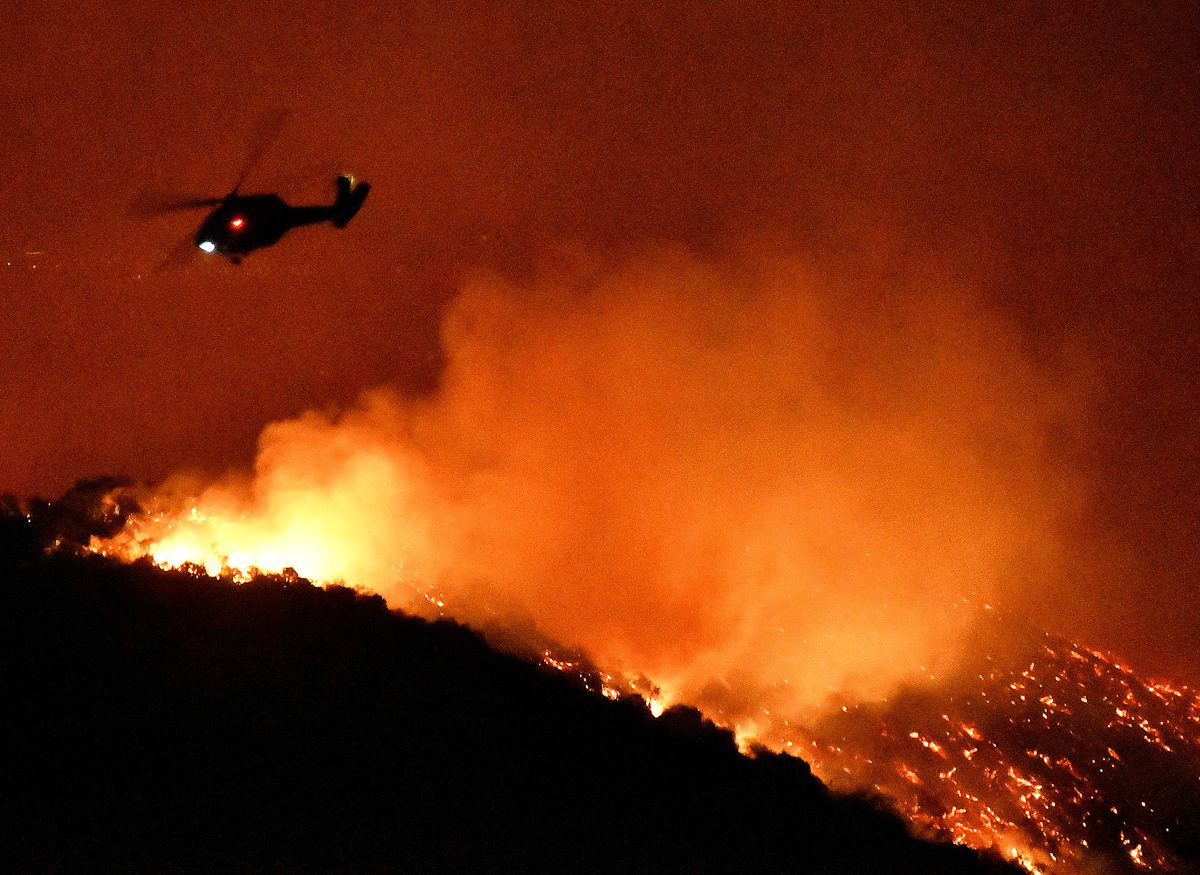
[115,238,1076,716]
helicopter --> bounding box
[142,111,370,265]
[189,174,370,263]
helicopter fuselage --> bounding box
[195,195,296,257]
[194,176,369,261]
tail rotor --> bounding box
[331,175,371,228]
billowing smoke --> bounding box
[116,234,1077,717]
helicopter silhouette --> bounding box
[143,112,370,265]
[189,174,370,263]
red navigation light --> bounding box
[229,216,246,231]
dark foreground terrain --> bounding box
[0,511,1018,873]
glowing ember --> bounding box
[744,620,1200,874]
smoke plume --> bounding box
[123,234,1078,717]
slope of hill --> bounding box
[0,534,1018,873]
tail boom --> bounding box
[288,176,371,230]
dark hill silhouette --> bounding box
[0,499,1019,873]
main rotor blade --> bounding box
[233,107,291,192]
[131,192,225,218]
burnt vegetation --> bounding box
[0,492,1019,873]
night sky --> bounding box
[2,2,1198,684]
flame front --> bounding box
[95,473,450,617]
[110,501,358,583]
[96,409,445,604]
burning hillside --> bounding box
[484,598,1200,873]
[2,541,1024,874]
[75,482,1200,875]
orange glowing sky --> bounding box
[2,1,1199,684]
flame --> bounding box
[95,407,446,608]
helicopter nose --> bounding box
[198,240,217,253]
